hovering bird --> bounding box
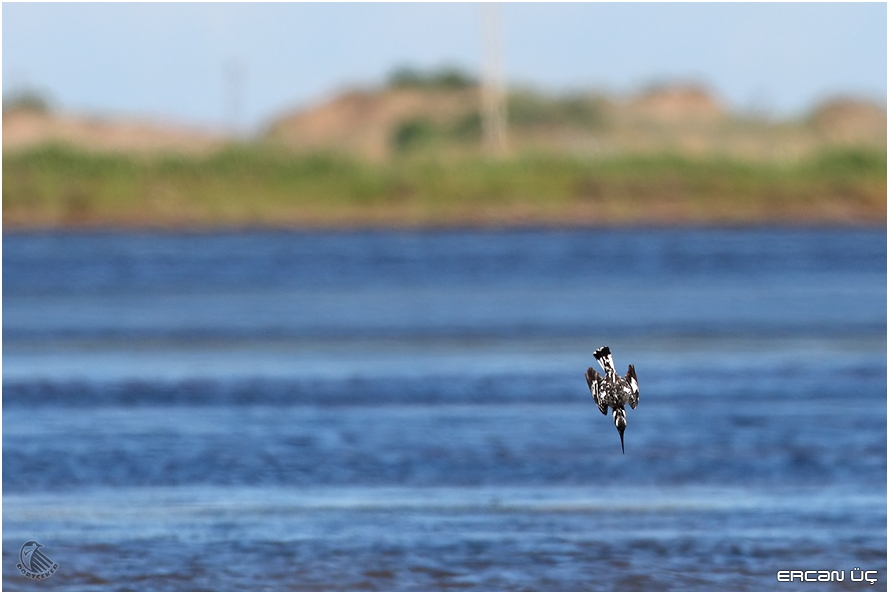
[585,346,639,453]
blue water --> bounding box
[3,229,886,591]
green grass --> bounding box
[3,144,885,228]
[506,90,608,130]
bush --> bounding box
[3,89,52,114]
[507,90,606,129]
[391,118,439,152]
[388,66,477,90]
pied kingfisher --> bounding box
[584,346,639,453]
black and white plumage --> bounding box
[584,346,639,453]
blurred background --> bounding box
[2,2,886,226]
[3,3,887,591]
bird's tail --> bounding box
[593,346,615,373]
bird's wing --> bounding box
[584,366,595,391]
[626,364,639,409]
[596,377,609,414]
[586,367,608,414]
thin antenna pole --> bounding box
[481,3,507,155]
[225,59,245,137]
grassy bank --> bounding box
[3,144,885,228]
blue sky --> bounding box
[3,2,886,133]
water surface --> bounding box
[3,229,886,591]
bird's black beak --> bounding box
[618,427,625,454]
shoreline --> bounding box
[5,145,885,232]
[4,217,885,234]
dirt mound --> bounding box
[264,85,735,160]
[810,97,887,144]
[265,87,478,160]
[627,84,725,121]
[2,109,227,155]
[4,85,883,161]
